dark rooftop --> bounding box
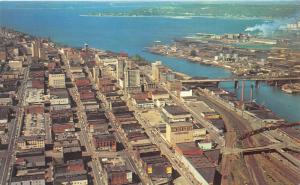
[163,105,190,116]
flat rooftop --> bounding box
[93,134,116,141]
[176,142,203,156]
[163,105,190,116]
[188,101,214,113]
[50,88,69,98]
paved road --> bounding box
[134,110,202,185]
[112,125,152,185]
[62,53,107,185]
[0,68,29,185]
[84,64,153,185]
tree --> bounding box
[131,54,145,62]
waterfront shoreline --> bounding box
[147,30,300,96]
[148,49,300,96]
[148,49,234,73]
[2,24,299,122]
[79,14,272,21]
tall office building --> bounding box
[31,41,40,58]
[92,66,100,83]
[124,60,140,92]
[117,59,125,80]
[32,40,45,59]
[125,68,140,88]
[125,60,132,69]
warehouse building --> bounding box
[93,134,117,152]
[162,105,191,123]
[166,121,194,145]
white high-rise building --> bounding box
[152,61,162,82]
[117,59,125,80]
[31,41,40,58]
[49,72,66,88]
[93,66,100,82]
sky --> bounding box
[0,0,297,1]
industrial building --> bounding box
[151,60,175,83]
[162,105,192,123]
[166,121,194,145]
[175,142,220,185]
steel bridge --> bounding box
[223,143,279,155]
[239,122,300,140]
[180,77,300,83]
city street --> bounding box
[0,68,29,185]
[83,64,153,185]
[62,53,107,185]
[133,110,201,185]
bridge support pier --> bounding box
[216,81,220,88]
[255,80,260,88]
[250,84,254,102]
[234,81,239,89]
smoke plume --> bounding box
[245,12,300,37]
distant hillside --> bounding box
[86,3,300,20]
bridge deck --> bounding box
[222,143,300,155]
[181,77,300,83]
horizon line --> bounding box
[0,0,298,2]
